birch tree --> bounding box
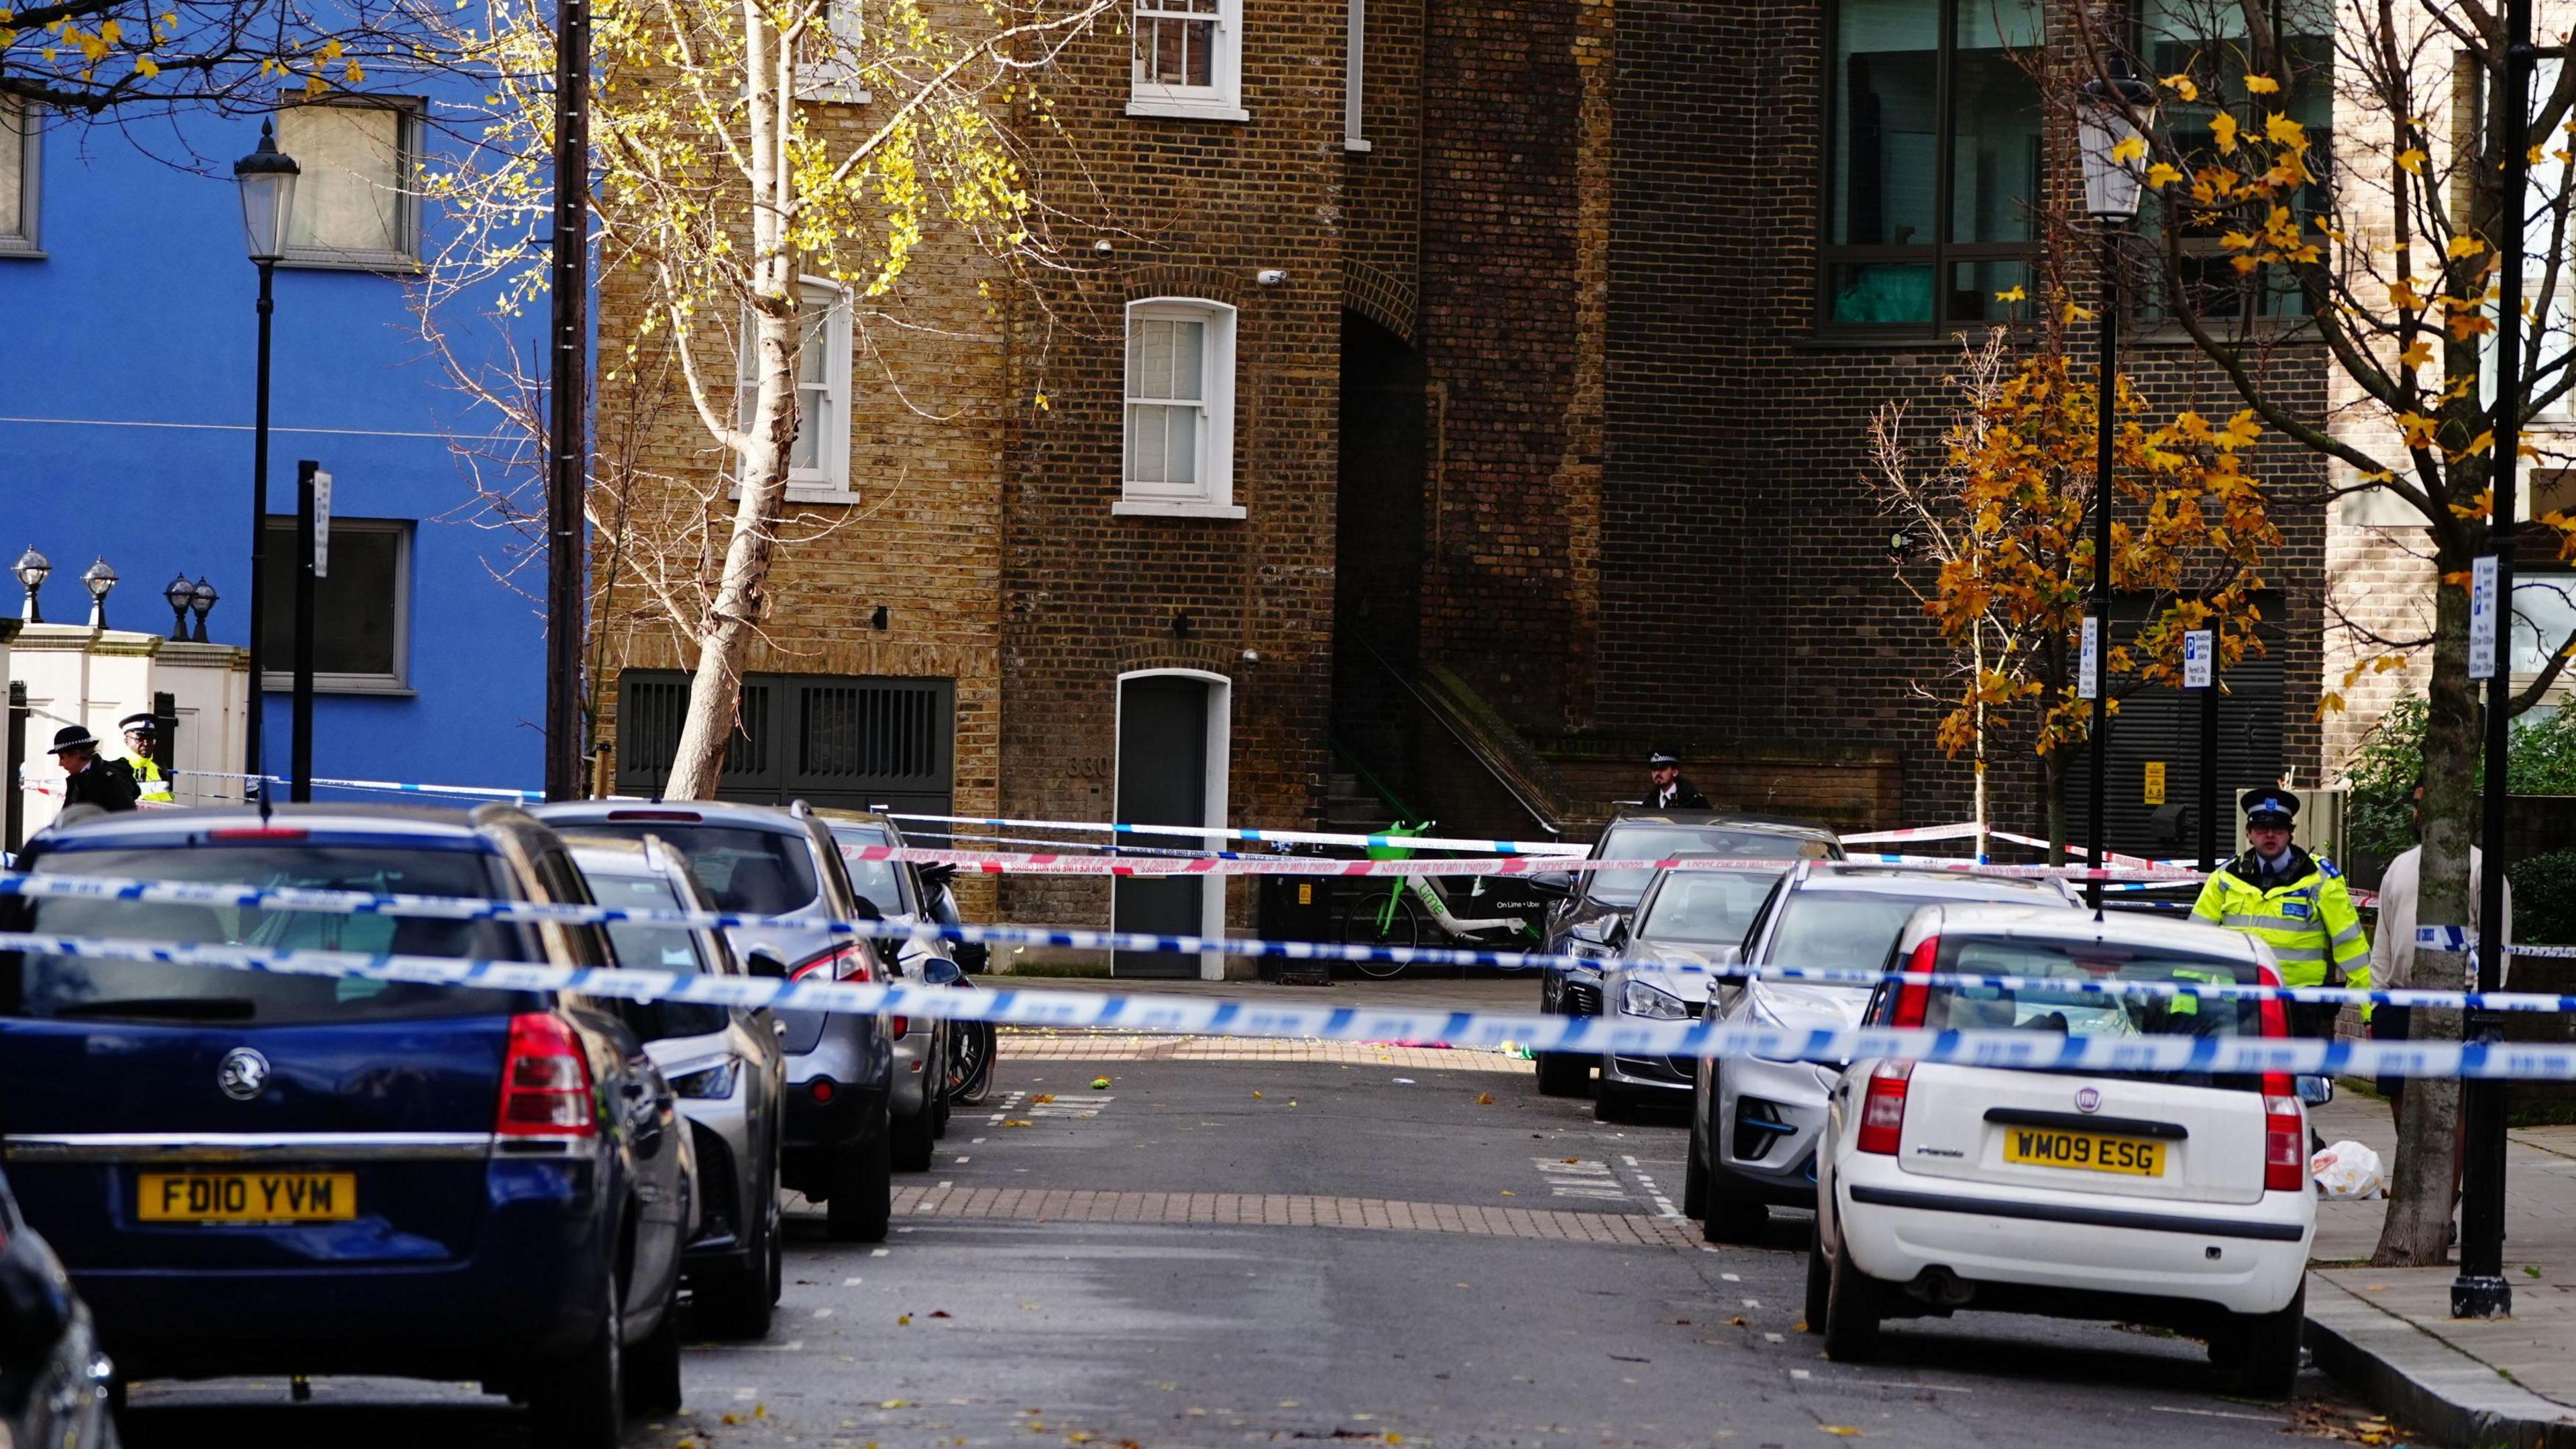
[425,0,1107,796]
[2052,0,2576,1264]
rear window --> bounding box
[4,844,537,1025]
[1766,892,1950,972]
[578,825,820,915]
[590,869,729,1039]
[828,830,912,917]
[1586,827,1831,906]
[1907,936,2269,1088]
[1635,869,1782,945]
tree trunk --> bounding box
[2372,543,2479,1266]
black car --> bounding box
[0,806,694,1448]
[0,1165,116,1449]
[1528,811,1842,1097]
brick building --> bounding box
[593,0,2338,969]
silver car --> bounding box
[1593,863,1792,1122]
[1686,865,2083,1242]
[822,814,958,1171]
[569,836,788,1339]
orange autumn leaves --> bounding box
[1923,351,2279,767]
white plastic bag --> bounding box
[2311,1140,2388,1200]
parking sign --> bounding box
[2184,629,2212,689]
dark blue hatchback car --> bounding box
[0,806,693,1448]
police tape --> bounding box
[0,869,2558,1014]
[1838,822,1986,845]
[164,769,547,802]
[851,844,2208,882]
[884,812,1588,857]
[2416,925,2576,960]
[7,930,2575,1079]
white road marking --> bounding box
[813,1307,835,1319]
[2150,1406,2276,1422]
[732,1389,759,1401]
[1721,1273,1741,1283]
[1790,1369,1811,1381]
[1763,1333,1784,1343]
[954,1157,971,1164]
[1533,1157,1630,1202]
[843,1277,864,1286]
[872,1248,891,1256]
[1811,1378,1975,1393]
[1742,1298,1761,1307]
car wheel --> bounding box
[2223,1284,2306,1399]
[1682,1122,1709,1220]
[890,1098,937,1172]
[695,1183,777,1340]
[1701,1171,1768,1244]
[826,1123,893,1243]
[1536,1052,1589,1097]
[1593,1076,1630,1123]
[528,1276,624,1449]
[1802,1222,1830,1334]
[1820,1220,1884,1362]
[625,1278,685,1416]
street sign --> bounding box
[2184,629,2214,689]
[2145,761,2166,806]
[2078,616,2101,700]
[311,470,333,579]
[2468,555,2498,680]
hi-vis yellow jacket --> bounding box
[2190,846,2370,992]
[128,755,174,805]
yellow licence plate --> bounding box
[2002,1128,2165,1177]
[138,1172,358,1224]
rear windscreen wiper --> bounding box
[50,997,259,1021]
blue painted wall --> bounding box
[0,98,551,796]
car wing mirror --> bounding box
[1525,871,1574,898]
[921,958,964,987]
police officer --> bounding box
[48,726,141,813]
[117,712,176,805]
[2190,786,2369,1040]
[1646,750,1711,811]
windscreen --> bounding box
[828,830,912,916]
[1765,892,1951,977]
[1918,936,2269,1088]
[1635,869,1783,945]
[5,844,537,1024]
[1585,828,1830,906]
[580,824,820,915]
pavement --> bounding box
[117,1035,2399,1448]
[2304,1094,2576,1448]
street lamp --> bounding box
[80,557,117,630]
[2073,56,2157,902]
[164,574,195,642]
[11,547,47,624]
[235,120,299,797]
[189,578,218,643]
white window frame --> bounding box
[800,0,876,103]
[1344,0,1371,152]
[737,276,856,503]
[0,96,41,258]
[1126,0,1246,122]
[258,516,414,695]
[274,98,425,271]
[1115,297,1242,519]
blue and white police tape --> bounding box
[850,845,2202,882]
[2414,925,2576,960]
[883,812,1588,857]
[1,869,2567,1014]
[164,769,545,803]
[10,931,2576,1079]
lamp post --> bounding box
[235,121,299,802]
[164,574,195,642]
[11,548,46,624]
[188,578,218,644]
[2074,58,2156,904]
[80,558,117,631]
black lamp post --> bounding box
[189,578,218,644]
[79,558,117,631]
[235,121,299,801]
[164,574,195,642]
[11,548,46,625]
[2074,58,2156,902]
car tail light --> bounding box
[791,943,871,983]
[496,1013,596,1136]
[1856,1059,1914,1156]
[1888,936,1936,1027]
[2263,1093,2306,1191]
[892,1016,910,1038]
[809,1076,838,1104]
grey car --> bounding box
[1531,812,1843,1097]
[569,836,788,1339]
[1685,864,2083,1242]
[1592,863,1792,1121]
[533,800,896,1243]
[821,814,957,1170]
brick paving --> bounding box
[888,1181,1697,1247]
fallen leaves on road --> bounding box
[1474,1093,1495,1105]
[1819,1428,1862,1438]
[1252,1091,1264,1099]
[898,1313,914,1326]
[1091,1076,1112,1089]
[1002,1120,1035,1128]
[2291,1400,2407,1444]
[881,1399,910,1409]
[1030,1093,1057,1104]
[1725,1316,1749,1327]
[930,1309,953,1318]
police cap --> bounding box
[2241,785,2300,825]
[117,712,157,736]
[1646,749,1681,768]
